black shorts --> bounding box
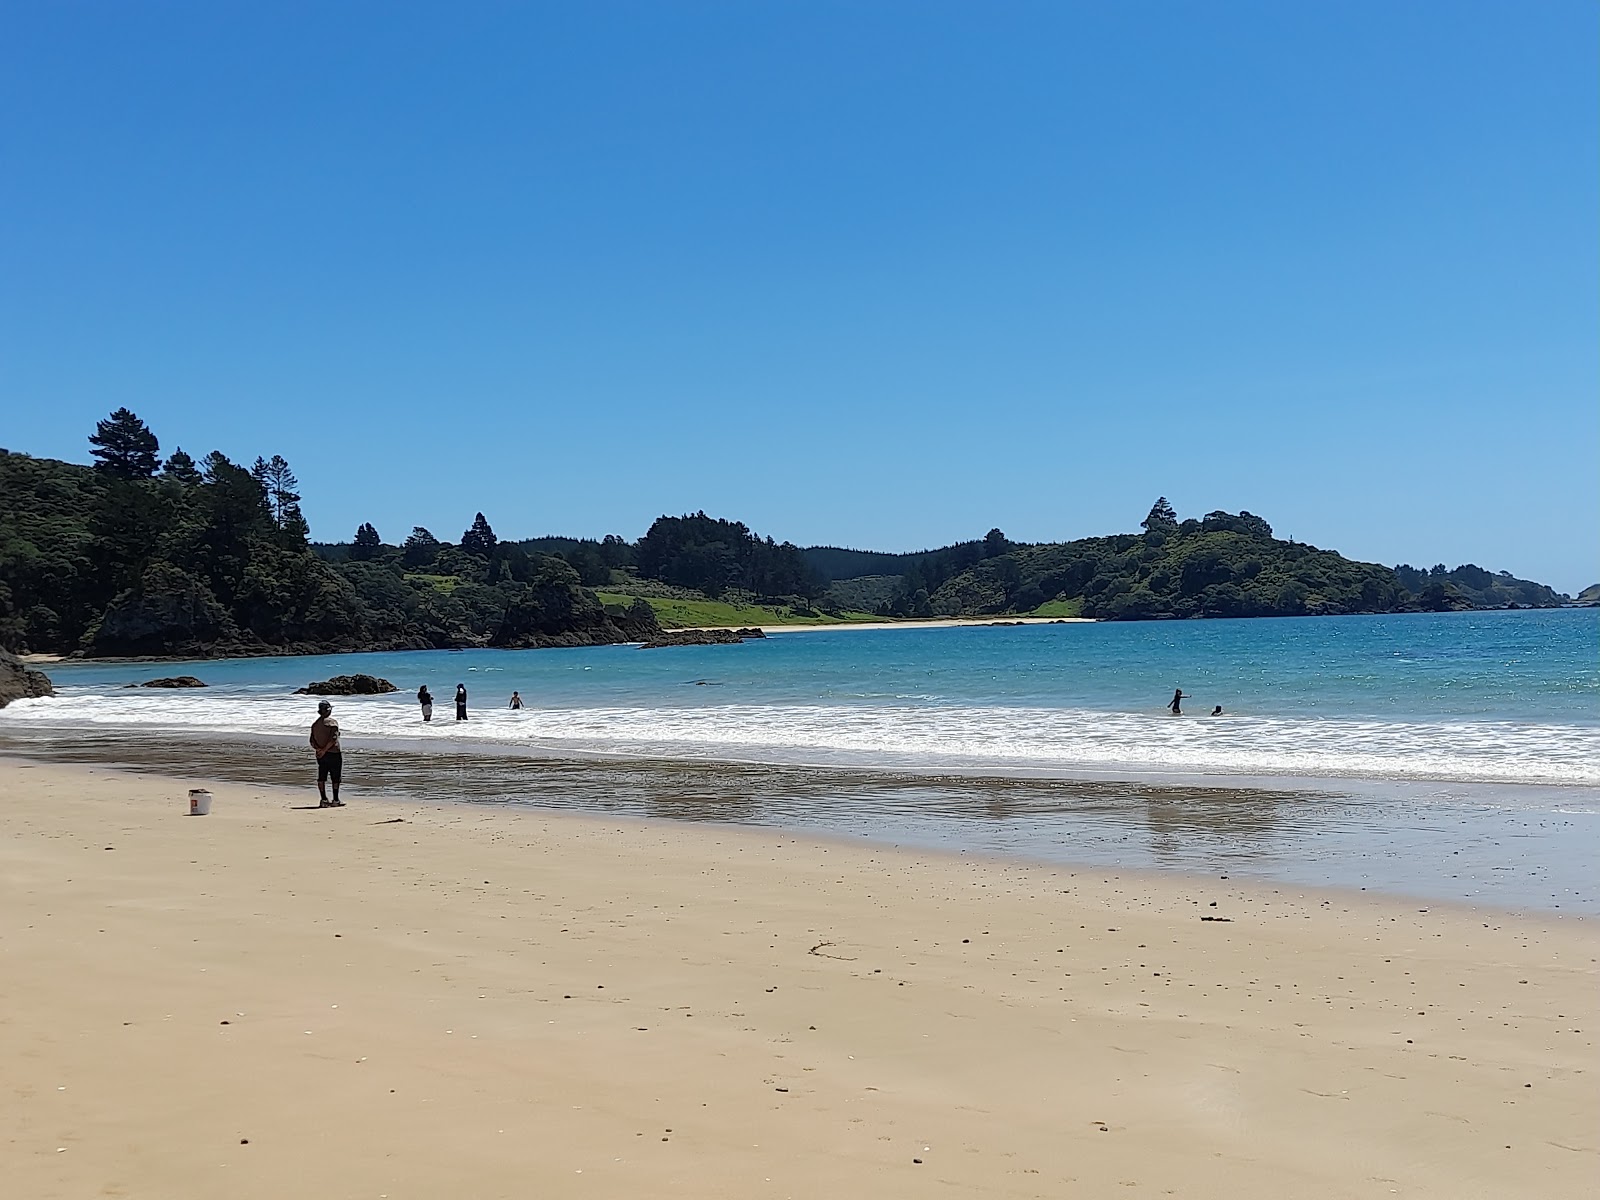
[317,751,343,785]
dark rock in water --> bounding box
[295,674,398,696]
[639,627,768,649]
[126,675,208,689]
[0,651,54,708]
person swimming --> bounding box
[1211,705,1223,716]
[1169,688,1188,715]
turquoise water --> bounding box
[7,609,1596,786]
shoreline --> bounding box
[4,760,1595,1198]
[18,617,1094,666]
[689,616,1095,634]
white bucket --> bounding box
[188,789,213,816]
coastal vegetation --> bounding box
[0,414,1572,658]
[0,411,658,657]
[853,502,1566,621]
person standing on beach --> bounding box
[1169,687,1188,715]
[455,683,468,721]
[509,690,524,710]
[417,685,433,722]
[309,700,344,807]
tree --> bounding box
[251,456,302,528]
[351,522,382,562]
[461,512,498,558]
[635,512,819,599]
[598,534,633,569]
[1141,497,1178,535]
[402,526,441,569]
[983,528,1009,558]
[162,447,203,485]
[89,408,161,478]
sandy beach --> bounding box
[720,616,1094,634]
[2,762,1594,1199]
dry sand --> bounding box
[2,761,1594,1199]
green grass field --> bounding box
[404,573,463,595]
[597,593,880,629]
[1027,597,1085,618]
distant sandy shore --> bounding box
[3,761,1594,1199]
[703,616,1094,634]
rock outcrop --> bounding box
[294,674,398,696]
[0,651,54,708]
[638,627,767,649]
[126,676,208,688]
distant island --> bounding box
[0,409,1573,660]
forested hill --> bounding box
[0,411,659,657]
[809,503,1568,620]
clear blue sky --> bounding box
[3,2,1595,592]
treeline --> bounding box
[2,413,1570,659]
[857,500,1568,620]
[318,512,819,604]
[1391,563,1565,610]
[634,513,817,599]
[0,410,657,656]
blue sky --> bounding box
[2,2,1595,591]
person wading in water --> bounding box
[1169,687,1188,715]
[417,684,433,722]
[455,683,468,721]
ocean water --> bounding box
[6,609,1596,785]
[4,609,1596,909]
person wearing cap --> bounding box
[309,700,344,808]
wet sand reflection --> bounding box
[1,729,1590,912]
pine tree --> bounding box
[251,455,303,530]
[402,527,441,569]
[161,447,203,485]
[281,503,310,547]
[88,408,161,478]
[351,522,382,561]
[461,512,498,558]
[1142,497,1179,534]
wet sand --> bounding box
[4,731,1593,911]
[3,761,1595,1199]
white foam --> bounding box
[5,691,1597,787]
